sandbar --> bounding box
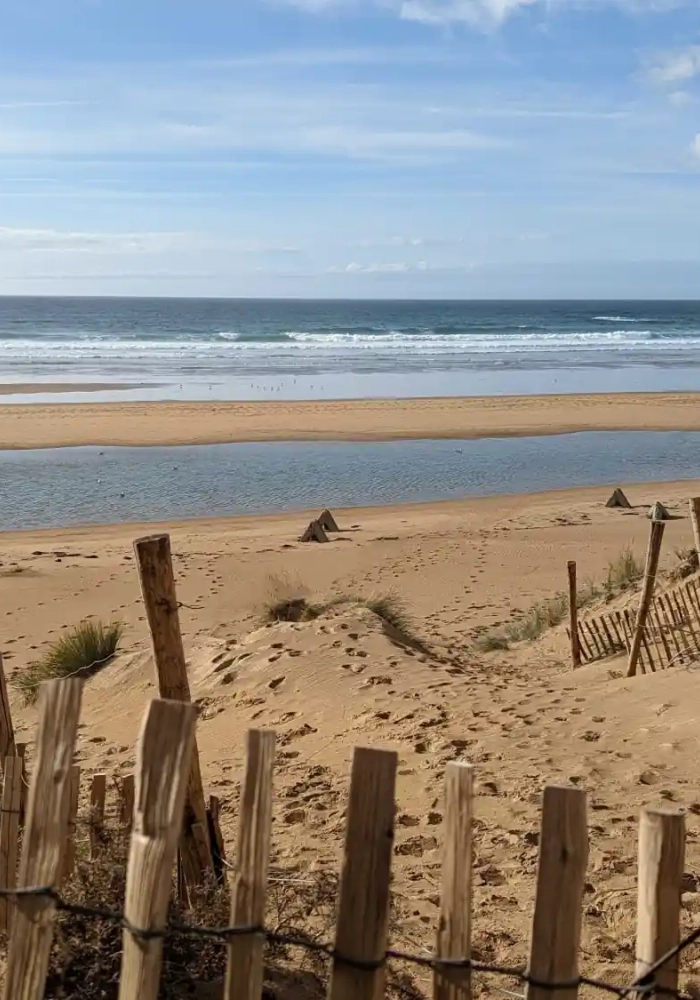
[2,391,700,450]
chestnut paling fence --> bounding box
[0,532,697,997]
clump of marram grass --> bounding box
[259,573,324,623]
[474,549,641,653]
[14,620,123,706]
[504,592,570,643]
[604,545,644,595]
[474,630,511,652]
[670,546,699,581]
[259,577,427,651]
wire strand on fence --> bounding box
[0,884,697,999]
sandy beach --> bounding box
[3,390,700,449]
[4,477,700,989]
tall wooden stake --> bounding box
[628,520,666,678]
[328,747,398,1000]
[435,762,474,1000]
[567,561,581,669]
[2,679,83,1000]
[526,785,588,1000]
[134,533,213,889]
[224,730,276,1000]
[118,698,197,1000]
[635,809,685,996]
[689,498,700,557]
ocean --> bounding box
[2,297,700,402]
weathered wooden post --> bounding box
[635,809,685,995]
[134,533,213,891]
[628,520,665,678]
[567,561,581,669]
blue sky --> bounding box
[1,0,699,298]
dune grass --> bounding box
[670,546,699,581]
[14,619,123,706]
[476,545,644,651]
[259,576,426,650]
[604,545,644,595]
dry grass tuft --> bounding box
[475,546,644,652]
[604,545,644,595]
[259,578,428,653]
[14,620,123,706]
[670,546,699,581]
[43,831,422,999]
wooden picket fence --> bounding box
[0,678,693,999]
[569,572,700,674]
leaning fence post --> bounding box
[0,757,24,933]
[328,747,398,1000]
[435,762,474,1000]
[117,698,197,1000]
[223,730,276,1000]
[134,534,213,889]
[635,809,685,996]
[628,520,666,678]
[525,785,588,1000]
[567,562,581,668]
[2,678,83,1000]
[0,652,16,762]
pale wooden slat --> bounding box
[434,762,474,1000]
[223,730,276,1000]
[677,588,700,652]
[117,698,197,1000]
[0,652,16,762]
[89,773,107,859]
[2,678,83,1000]
[133,533,213,886]
[61,765,81,882]
[0,757,24,932]
[525,785,588,1000]
[15,743,27,831]
[120,773,135,831]
[656,597,682,659]
[635,809,685,995]
[328,747,398,1000]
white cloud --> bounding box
[329,259,473,273]
[277,0,689,25]
[692,134,700,161]
[399,0,536,26]
[648,45,700,84]
[668,89,692,106]
[0,228,304,255]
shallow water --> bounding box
[2,431,700,532]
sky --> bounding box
[0,0,699,298]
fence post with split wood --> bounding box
[2,682,700,998]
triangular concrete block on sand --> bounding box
[300,520,328,543]
[605,488,632,509]
[648,501,670,521]
[318,509,339,532]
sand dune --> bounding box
[5,481,700,990]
